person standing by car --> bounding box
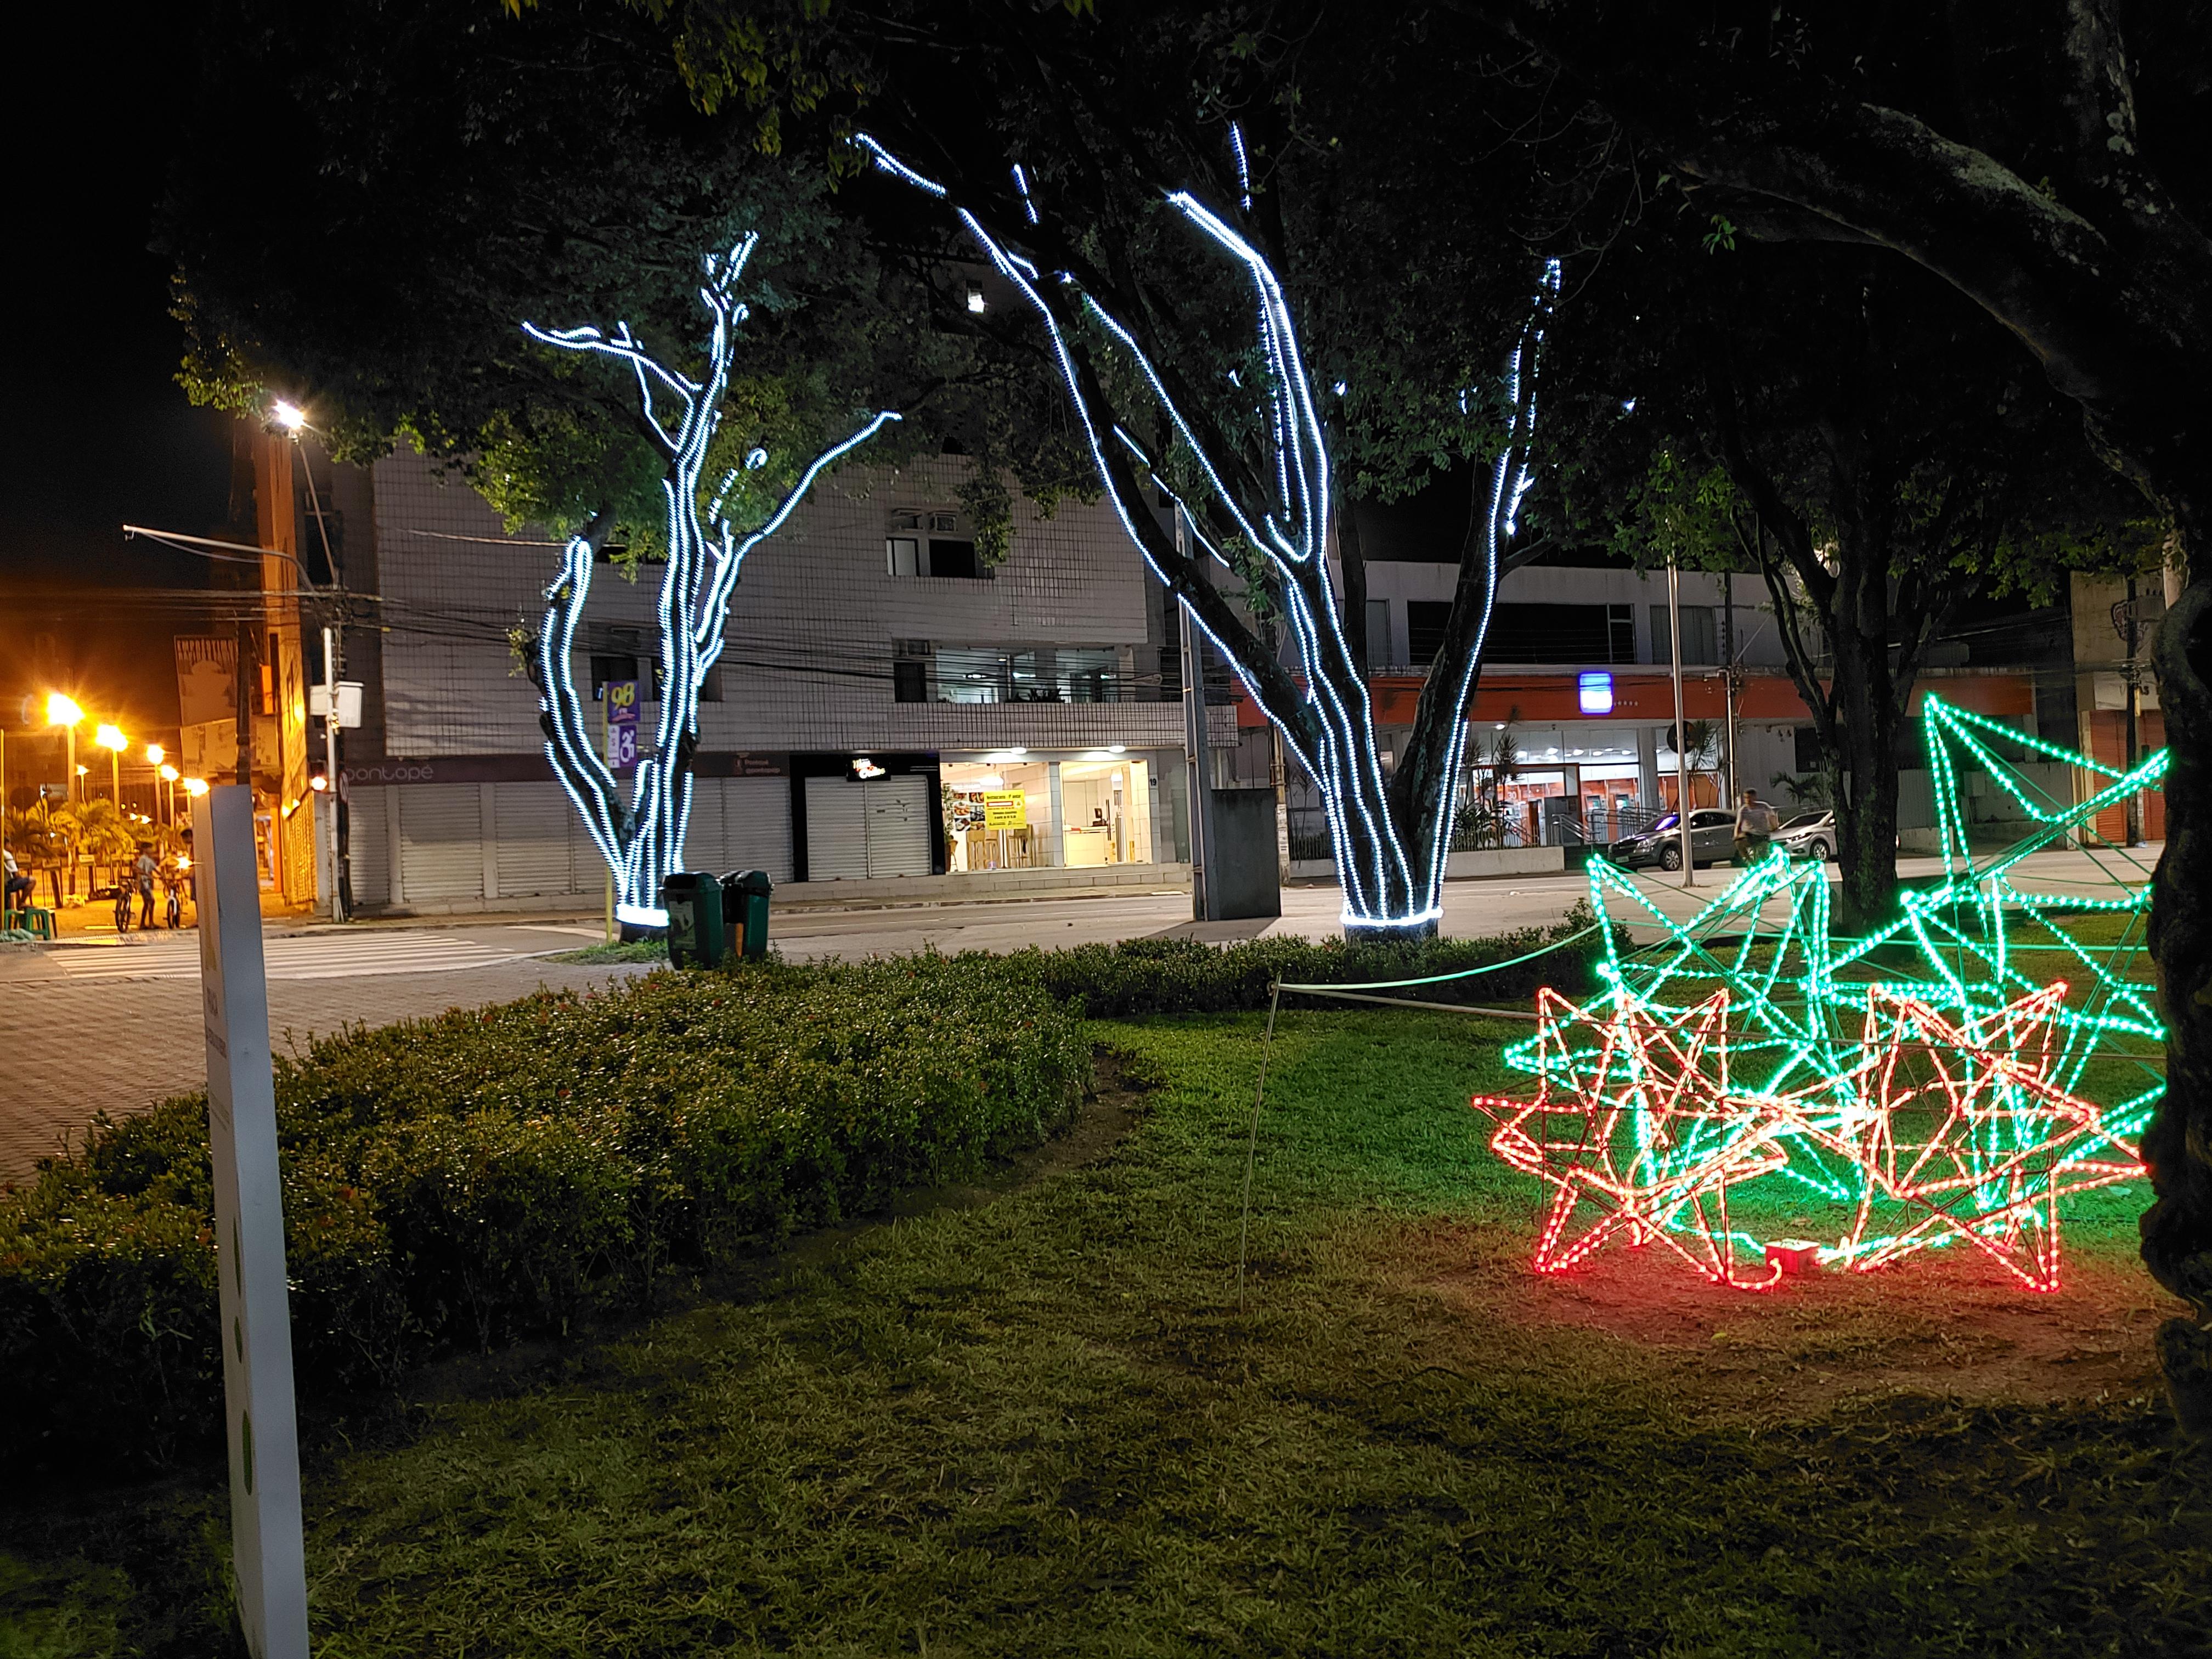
[1734,790,1779,865]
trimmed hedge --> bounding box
[1012,909,1605,1016]
[0,955,1088,1474]
[0,915,1601,1475]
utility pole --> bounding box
[234,621,256,791]
[321,626,347,923]
[1177,508,1214,922]
[1668,560,1695,889]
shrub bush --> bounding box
[1009,908,1605,1017]
[0,914,1602,1475]
[0,955,1088,1474]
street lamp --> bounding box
[160,763,179,827]
[45,694,83,802]
[272,399,309,433]
[94,724,128,807]
[183,777,209,798]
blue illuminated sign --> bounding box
[1578,670,1614,716]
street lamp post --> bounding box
[160,764,179,827]
[45,694,83,803]
[95,724,128,808]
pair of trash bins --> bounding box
[660,869,773,968]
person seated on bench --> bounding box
[3,848,32,912]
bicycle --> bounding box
[112,881,134,934]
[165,880,183,929]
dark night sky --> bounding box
[1,4,233,742]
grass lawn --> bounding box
[5,1008,2208,1657]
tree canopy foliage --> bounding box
[160,0,1090,556]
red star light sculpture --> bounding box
[1812,983,2143,1292]
[1474,989,1795,1290]
[1475,980,2143,1293]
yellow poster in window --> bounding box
[982,791,1027,829]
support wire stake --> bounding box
[1237,981,1284,1309]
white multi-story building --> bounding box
[320,449,1216,913]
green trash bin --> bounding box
[723,869,772,960]
[661,872,725,968]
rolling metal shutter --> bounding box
[346,786,390,906]
[397,784,484,901]
[864,775,934,878]
[804,776,870,881]
[494,782,577,896]
[720,778,794,882]
[568,795,610,893]
[675,777,723,873]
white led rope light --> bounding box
[525,234,897,927]
[856,131,1548,932]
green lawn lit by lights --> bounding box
[4,1011,2205,1658]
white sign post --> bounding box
[195,786,311,1659]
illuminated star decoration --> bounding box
[1813,984,2144,1291]
[1476,697,2157,1291]
[1475,988,1793,1288]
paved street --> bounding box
[0,923,639,1181]
[1,844,2153,1184]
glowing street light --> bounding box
[183,777,210,798]
[145,743,165,766]
[272,399,309,433]
[94,724,128,806]
[158,761,180,825]
[45,695,83,802]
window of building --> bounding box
[892,659,927,703]
[1483,603,1635,664]
[1607,603,1635,663]
[1365,599,1391,669]
[590,654,639,699]
[887,510,991,578]
[1407,601,1453,664]
[928,538,983,579]
[1650,605,1719,664]
[926,646,1125,704]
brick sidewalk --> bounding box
[0,957,642,1183]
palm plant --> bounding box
[71,799,139,891]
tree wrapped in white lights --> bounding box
[525,235,898,927]
[859,133,1554,935]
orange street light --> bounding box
[145,743,165,766]
[183,777,210,798]
[46,695,83,801]
[94,724,128,805]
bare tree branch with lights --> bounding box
[523,235,898,928]
[858,131,1555,936]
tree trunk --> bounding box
[1827,575,1904,935]
[2146,553,2212,1431]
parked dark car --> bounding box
[1609,808,1736,871]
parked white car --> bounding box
[1776,811,1836,862]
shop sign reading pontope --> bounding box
[195,786,311,1659]
[982,790,1028,829]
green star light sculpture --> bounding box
[1479,697,2161,1290]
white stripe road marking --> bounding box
[50,932,540,982]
